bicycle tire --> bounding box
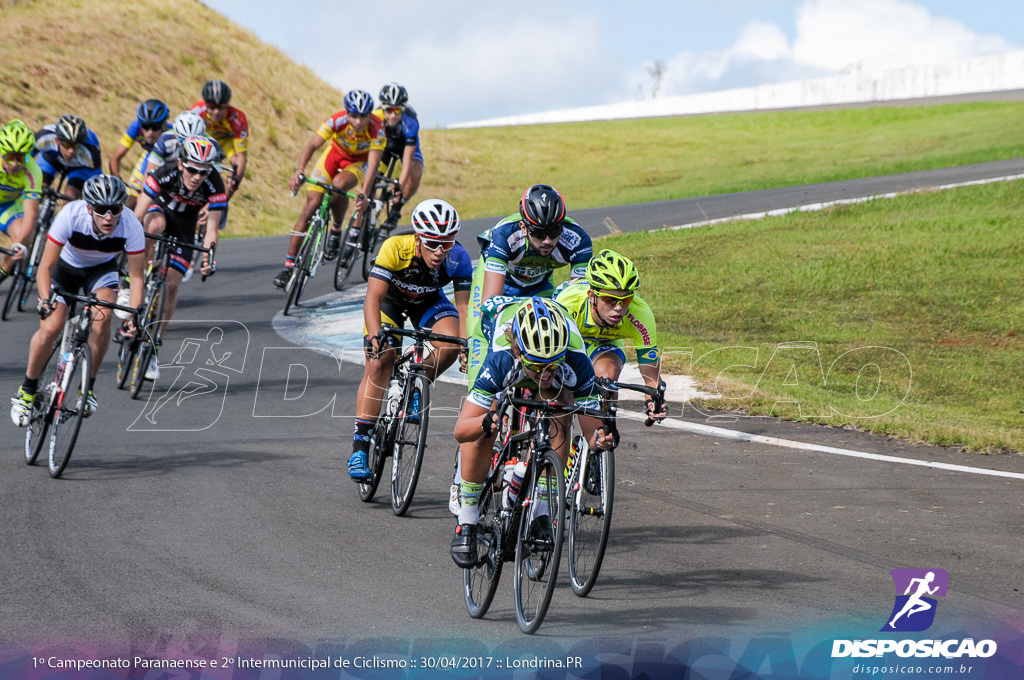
[463,479,503,618]
[2,262,26,320]
[128,280,164,398]
[513,446,566,634]
[390,372,431,516]
[130,341,153,400]
[333,212,363,291]
[283,227,315,315]
[360,222,385,281]
[115,335,137,390]
[19,225,50,312]
[25,341,59,465]
[568,437,615,597]
[48,344,92,478]
[357,421,390,503]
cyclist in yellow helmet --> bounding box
[0,120,42,280]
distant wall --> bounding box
[450,51,1024,129]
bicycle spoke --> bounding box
[568,442,615,597]
[48,345,91,478]
[391,375,430,516]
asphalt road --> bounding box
[2,161,1023,670]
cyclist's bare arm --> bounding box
[134,191,153,222]
[481,269,506,302]
[108,145,129,178]
[289,133,327,193]
[362,276,389,351]
[35,240,62,302]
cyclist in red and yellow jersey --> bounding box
[274,89,385,290]
[190,80,247,200]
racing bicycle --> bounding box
[283,176,353,314]
[358,326,467,516]
[333,162,402,290]
[3,185,73,320]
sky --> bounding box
[202,0,1023,128]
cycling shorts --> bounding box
[0,198,25,234]
[585,338,627,364]
[308,146,367,195]
[52,257,119,305]
[144,206,200,276]
[363,293,459,341]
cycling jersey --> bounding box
[477,215,592,295]
[0,155,43,204]
[189,103,249,156]
[369,232,472,303]
[46,200,145,269]
[468,299,598,410]
[34,125,102,186]
[142,162,227,234]
[118,119,169,153]
[554,280,660,364]
[374,105,423,164]
[317,111,386,162]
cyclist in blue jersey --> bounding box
[34,115,102,200]
[374,82,424,228]
[449,296,614,568]
[108,99,170,210]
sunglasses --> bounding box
[141,122,164,132]
[204,102,225,110]
[183,164,212,177]
[92,204,123,218]
[521,357,562,374]
[526,225,563,240]
[420,238,455,252]
[57,140,77,150]
[383,106,404,115]
[3,152,26,163]
[594,290,634,308]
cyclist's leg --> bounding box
[450,396,498,566]
[349,305,401,479]
[83,263,120,378]
[159,230,193,336]
[333,163,361,237]
[0,200,27,275]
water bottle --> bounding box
[114,287,132,320]
[55,350,72,386]
[502,460,527,510]
[385,378,402,418]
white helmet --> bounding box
[411,199,460,239]
[173,111,206,139]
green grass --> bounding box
[600,181,1024,452]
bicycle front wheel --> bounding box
[115,335,138,390]
[48,344,92,478]
[513,447,566,634]
[391,373,430,516]
[358,421,390,503]
[2,263,26,320]
[567,438,615,597]
[25,341,58,465]
[360,224,385,281]
[283,229,315,315]
[463,479,503,618]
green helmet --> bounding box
[0,120,36,155]
[586,249,640,292]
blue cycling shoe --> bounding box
[347,451,371,481]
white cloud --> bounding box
[630,0,1017,101]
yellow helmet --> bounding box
[586,249,639,291]
[512,297,570,363]
[0,120,36,155]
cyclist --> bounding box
[0,120,42,281]
[275,89,385,290]
[10,175,145,426]
[133,136,223,381]
[449,296,614,568]
[34,114,102,199]
[108,98,170,209]
[347,198,471,482]
[190,79,248,227]
[555,249,669,421]
[147,111,218,170]
[373,82,424,228]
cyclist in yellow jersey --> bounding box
[371,82,424,228]
[108,99,170,209]
[554,249,669,421]
[0,121,42,280]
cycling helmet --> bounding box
[180,136,218,165]
[136,98,169,125]
[411,198,460,238]
[202,80,232,106]
[512,297,570,364]
[379,82,408,107]
[586,249,640,292]
[172,111,206,139]
[0,120,36,154]
[55,114,87,145]
[343,89,374,115]
[519,183,566,229]
[82,174,128,207]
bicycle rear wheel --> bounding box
[463,480,503,618]
[360,223,384,281]
[48,344,92,478]
[390,373,430,516]
[283,230,314,315]
[567,437,615,597]
[513,447,566,634]
[25,341,59,465]
[116,335,138,390]
[130,341,153,400]
[334,213,363,291]
[358,421,390,502]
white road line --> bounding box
[654,173,1024,232]
[618,410,1024,481]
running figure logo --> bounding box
[130,321,249,432]
[881,568,949,632]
